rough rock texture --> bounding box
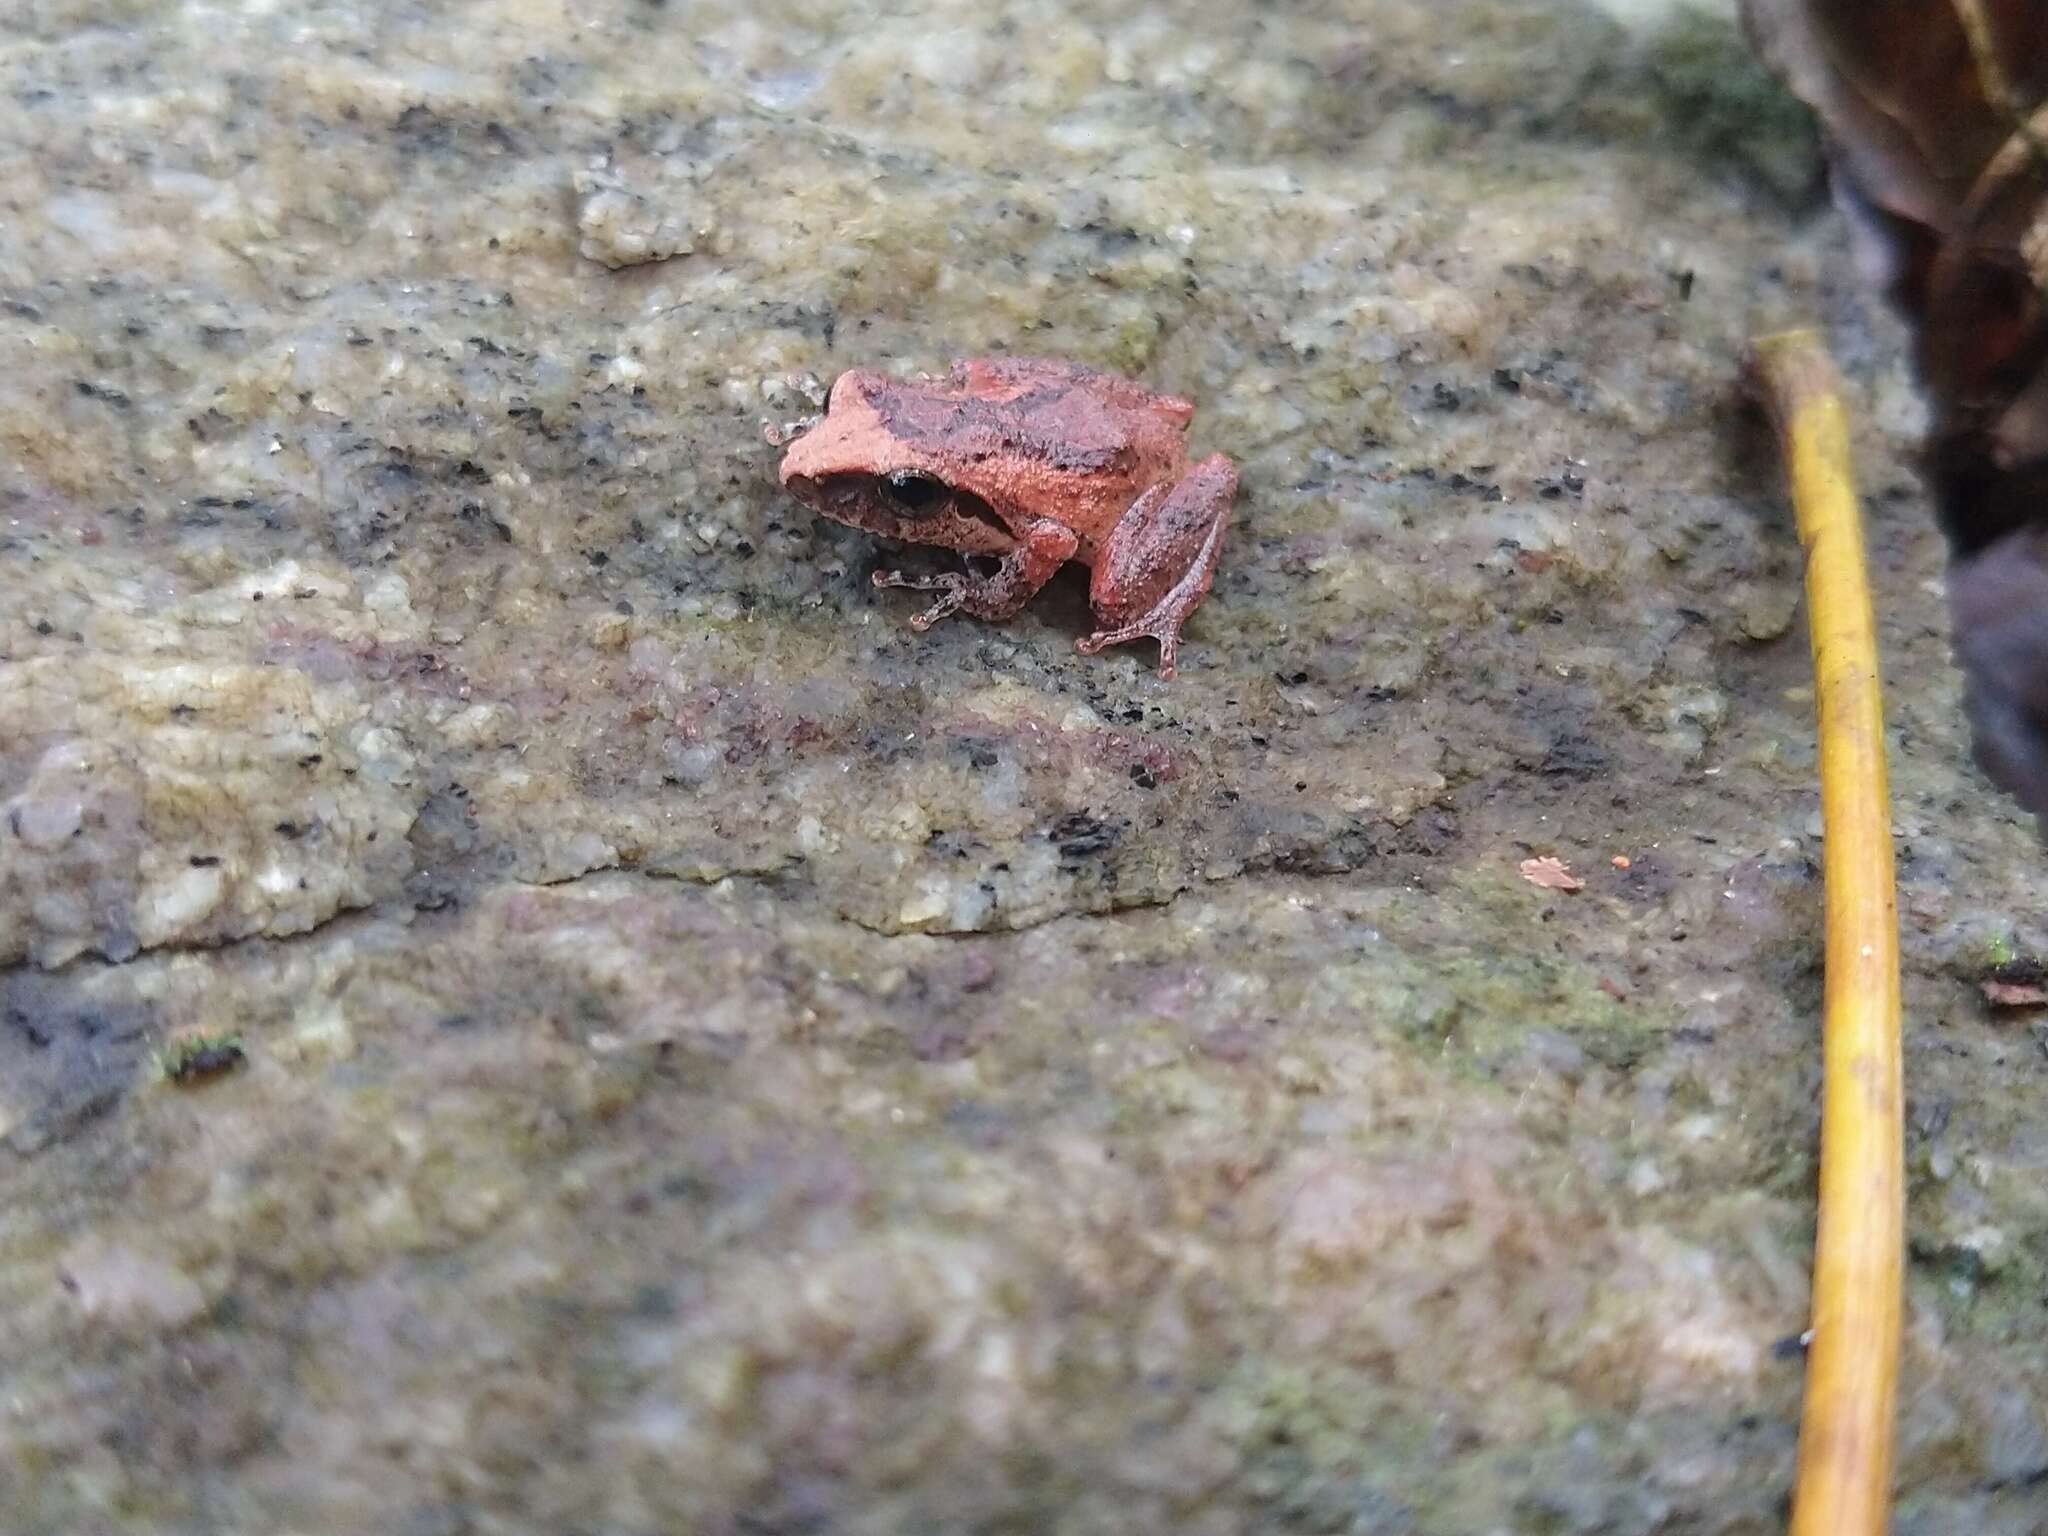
[4,1,2047,1532]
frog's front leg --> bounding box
[873,518,1078,631]
[1078,454,1236,679]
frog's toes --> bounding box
[1078,621,1181,680]
[871,569,967,629]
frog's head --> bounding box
[778,368,1014,547]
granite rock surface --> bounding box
[4,1,2047,1532]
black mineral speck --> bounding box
[164,1039,245,1085]
[1050,812,1119,857]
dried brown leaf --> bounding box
[1519,856,1584,892]
[1742,0,2048,817]
[1984,978,2048,1007]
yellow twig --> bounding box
[1751,329,1904,1536]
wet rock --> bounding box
[573,160,701,269]
[58,1240,207,1334]
[0,2,2040,1532]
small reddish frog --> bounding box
[778,356,1237,678]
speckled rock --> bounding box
[4,1,2048,1533]
[573,156,706,270]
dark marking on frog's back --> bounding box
[873,380,1127,475]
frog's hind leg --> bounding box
[873,518,1078,631]
[1078,454,1236,680]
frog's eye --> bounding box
[882,471,947,515]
